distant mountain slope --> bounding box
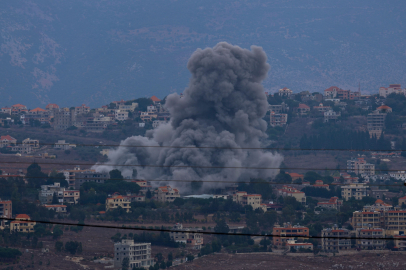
[0,0,405,108]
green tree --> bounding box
[109,169,124,180]
[65,241,80,255]
[122,257,129,270]
[55,241,63,252]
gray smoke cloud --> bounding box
[94,42,283,192]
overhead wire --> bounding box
[0,217,398,241]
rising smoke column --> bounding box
[94,42,283,192]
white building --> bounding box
[390,171,406,181]
[115,110,129,121]
[54,140,76,150]
[114,240,154,269]
[118,103,138,112]
[379,84,406,98]
[169,223,204,249]
[39,183,65,205]
[324,110,341,122]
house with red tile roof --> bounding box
[313,180,330,190]
[317,197,343,210]
[288,172,303,181]
[75,104,90,115]
[379,84,406,98]
[10,214,35,233]
[276,186,306,204]
[156,186,180,202]
[11,104,28,115]
[106,193,131,213]
[296,104,310,115]
[233,191,266,212]
[0,135,17,148]
[376,105,392,113]
[46,103,59,110]
[150,95,161,103]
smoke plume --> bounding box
[94,42,283,192]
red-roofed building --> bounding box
[278,87,293,97]
[317,197,343,210]
[75,104,90,115]
[156,186,180,202]
[30,108,46,114]
[46,103,59,110]
[287,172,303,181]
[276,186,306,205]
[24,107,50,124]
[296,104,310,115]
[44,204,67,213]
[321,226,351,251]
[150,96,161,103]
[233,192,266,211]
[106,193,131,213]
[376,105,392,113]
[379,84,406,98]
[11,104,28,114]
[0,135,17,148]
[355,228,386,250]
[313,180,330,190]
[313,103,331,113]
[10,214,35,233]
[1,107,11,115]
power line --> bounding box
[0,175,404,187]
[0,160,403,173]
[3,141,405,152]
[0,217,397,241]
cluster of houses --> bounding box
[267,84,404,138]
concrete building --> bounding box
[11,145,32,154]
[389,171,406,181]
[54,140,76,150]
[114,240,154,269]
[44,204,67,213]
[296,104,310,115]
[73,171,109,190]
[0,199,12,219]
[22,138,39,148]
[363,199,393,212]
[278,87,293,97]
[39,183,65,205]
[313,180,330,190]
[63,190,80,204]
[269,112,288,127]
[268,103,288,113]
[321,227,351,252]
[152,120,167,128]
[169,223,203,249]
[233,192,267,212]
[394,235,406,250]
[313,103,331,113]
[0,135,17,148]
[11,104,28,114]
[54,108,75,130]
[156,186,180,203]
[324,109,341,122]
[115,110,129,121]
[399,196,406,207]
[352,210,382,230]
[317,197,343,210]
[272,223,309,246]
[355,228,386,250]
[75,104,90,115]
[1,107,11,115]
[379,84,405,98]
[347,158,375,176]
[10,214,35,233]
[106,194,131,213]
[131,180,152,194]
[341,183,368,201]
[118,103,139,112]
[286,239,313,251]
[276,186,306,205]
[367,110,386,138]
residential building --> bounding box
[233,192,267,211]
[59,166,90,187]
[75,104,90,115]
[324,110,341,122]
[23,108,49,124]
[367,110,386,138]
[106,194,131,213]
[363,199,393,212]
[313,103,331,113]
[0,118,13,127]
[114,240,154,269]
[54,140,76,150]
[379,84,406,98]
[278,87,293,97]
[0,199,12,219]
[152,120,167,128]
[118,103,139,112]
[85,116,114,132]
[276,186,306,205]
[156,186,180,203]
[355,228,386,250]
[376,105,392,113]
[54,108,75,130]
[341,183,368,201]
[0,135,17,148]
[169,223,204,249]
[115,110,129,121]
[323,86,360,100]
[1,107,11,115]
[313,180,330,190]
[73,171,109,190]
[63,190,80,204]
[11,104,28,114]
[132,180,152,194]
[399,196,406,207]
[39,183,65,205]
[150,95,161,104]
[286,239,313,251]
[10,214,35,233]
[352,210,382,230]
[317,197,343,210]
[125,194,146,203]
[46,103,59,111]
[272,223,309,246]
[269,112,288,127]
[11,145,32,154]
[368,187,392,200]
[288,173,303,181]
[22,138,39,148]
[44,204,67,213]
[390,171,406,181]
[140,111,157,121]
[324,86,341,98]
[268,103,289,113]
[394,235,406,250]
[321,227,351,252]
[296,104,310,115]
[347,158,375,176]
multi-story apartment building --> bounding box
[118,103,139,112]
[0,199,12,219]
[389,171,406,181]
[156,186,180,203]
[355,228,386,250]
[115,110,129,121]
[278,87,293,97]
[73,171,109,190]
[54,108,75,130]
[106,194,131,213]
[321,227,351,252]
[22,138,39,148]
[347,158,375,176]
[10,214,35,233]
[324,110,341,122]
[1,107,11,115]
[268,103,289,114]
[11,104,28,114]
[341,183,368,201]
[313,103,331,113]
[39,182,65,205]
[11,144,32,154]
[169,223,203,249]
[317,197,343,210]
[324,86,360,100]
[152,120,168,128]
[296,104,310,115]
[352,210,382,230]
[276,186,306,205]
[367,110,386,138]
[75,104,90,115]
[132,180,152,194]
[114,240,154,269]
[232,192,267,211]
[272,223,309,246]
[63,190,80,204]
[269,112,288,127]
[394,235,406,250]
[379,84,405,98]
